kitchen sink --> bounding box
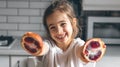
[0,36,17,49]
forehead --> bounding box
[46,10,69,24]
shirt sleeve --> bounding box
[34,39,50,67]
[76,38,85,46]
[42,39,50,55]
[27,56,43,67]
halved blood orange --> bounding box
[21,32,43,56]
[83,38,106,62]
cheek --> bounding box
[49,31,55,38]
[66,25,73,33]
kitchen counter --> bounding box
[0,38,119,56]
[0,39,30,55]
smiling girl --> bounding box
[39,0,96,67]
[22,0,97,67]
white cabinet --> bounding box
[83,0,120,10]
[0,56,9,67]
[96,56,120,67]
[11,56,28,67]
[96,46,120,67]
[0,55,28,67]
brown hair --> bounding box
[43,0,81,38]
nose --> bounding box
[56,26,63,34]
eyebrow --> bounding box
[48,20,65,27]
[48,24,54,28]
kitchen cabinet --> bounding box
[0,39,31,67]
[0,55,29,67]
[83,0,120,10]
[0,56,9,67]
[11,56,28,67]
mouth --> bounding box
[56,33,66,41]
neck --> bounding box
[57,39,73,51]
[59,44,69,51]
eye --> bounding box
[61,23,66,27]
[49,26,55,30]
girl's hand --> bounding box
[21,32,48,56]
[82,38,106,62]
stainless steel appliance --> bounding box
[0,36,16,49]
[87,17,120,45]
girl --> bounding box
[39,0,96,67]
[22,0,97,67]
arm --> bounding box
[76,45,89,63]
[21,32,49,56]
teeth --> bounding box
[57,35,64,39]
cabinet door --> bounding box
[83,0,120,10]
[0,56,9,67]
[11,56,28,67]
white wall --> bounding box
[0,0,52,38]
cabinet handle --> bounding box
[17,60,20,67]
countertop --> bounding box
[0,39,30,55]
[0,38,120,56]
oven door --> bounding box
[87,17,120,45]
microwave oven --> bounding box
[87,17,120,45]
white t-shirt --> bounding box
[36,38,96,67]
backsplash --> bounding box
[0,0,51,38]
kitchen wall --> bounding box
[0,0,52,38]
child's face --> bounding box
[46,10,73,46]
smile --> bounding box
[56,34,66,40]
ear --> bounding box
[73,18,77,25]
